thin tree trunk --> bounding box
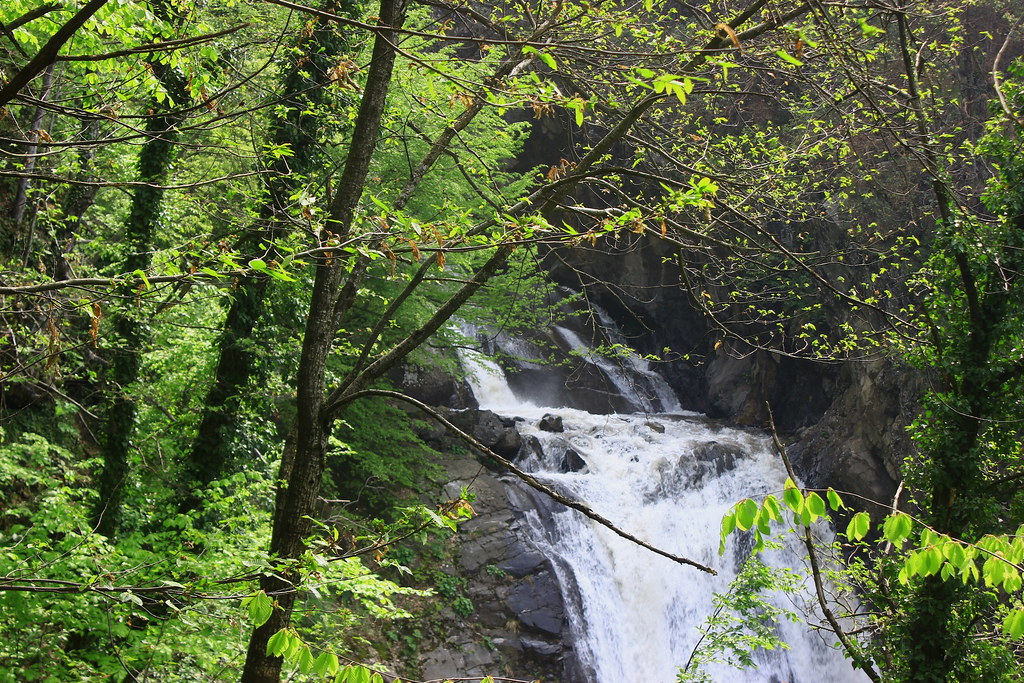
[93,60,188,538]
[240,1,404,679]
[182,0,357,501]
[11,64,55,230]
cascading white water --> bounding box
[458,339,870,683]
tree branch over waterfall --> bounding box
[354,389,718,575]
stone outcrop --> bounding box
[788,359,923,515]
[389,359,477,410]
[440,408,523,460]
[541,235,917,513]
[409,409,568,682]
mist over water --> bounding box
[458,339,869,683]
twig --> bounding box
[993,24,1024,130]
[352,389,717,574]
[765,402,881,682]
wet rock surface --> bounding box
[441,408,524,459]
[539,413,564,432]
[390,360,477,410]
[559,447,587,473]
[412,432,567,683]
[788,359,922,515]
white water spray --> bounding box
[458,332,869,683]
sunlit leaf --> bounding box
[847,512,871,541]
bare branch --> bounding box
[0,0,110,108]
[352,389,718,574]
[765,403,882,682]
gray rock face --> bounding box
[560,447,587,473]
[788,359,921,514]
[390,360,476,409]
[693,441,742,476]
[506,569,564,635]
[442,408,523,459]
[517,434,544,463]
[415,446,567,683]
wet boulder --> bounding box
[560,448,588,473]
[444,408,523,459]
[693,441,743,475]
[539,413,564,432]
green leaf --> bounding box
[266,629,290,657]
[244,590,274,628]
[285,630,303,659]
[783,486,803,514]
[959,560,979,585]
[762,495,781,521]
[267,267,296,282]
[249,258,268,271]
[298,645,316,674]
[883,513,913,547]
[315,651,340,676]
[736,499,759,530]
[983,555,1006,588]
[943,541,966,568]
[906,550,926,578]
[132,269,151,290]
[858,18,883,37]
[847,512,871,541]
[1003,568,1022,594]
[1003,609,1024,639]
[775,50,803,67]
[922,546,943,576]
[337,666,371,683]
[670,81,687,105]
[752,528,765,553]
[522,46,557,70]
[756,507,771,536]
[720,511,737,538]
[826,488,844,511]
[806,492,826,518]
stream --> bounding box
[459,324,869,683]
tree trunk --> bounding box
[182,0,359,500]
[11,64,55,232]
[93,61,188,537]
[240,1,404,679]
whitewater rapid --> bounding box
[459,345,868,683]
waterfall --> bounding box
[457,332,869,683]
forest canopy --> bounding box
[2,0,1024,681]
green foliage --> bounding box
[328,395,440,513]
[722,481,1024,679]
[5,0,1023,679]
[678,555,800,682]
